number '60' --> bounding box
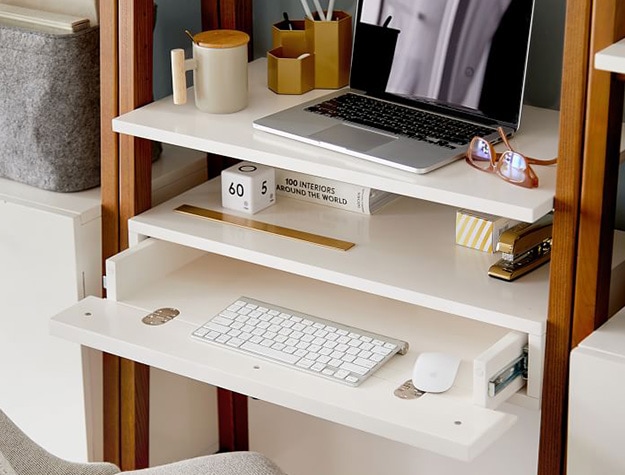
[228,182,245,197]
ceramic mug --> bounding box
[171,29,250,113]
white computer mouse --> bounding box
[411,352,461,393]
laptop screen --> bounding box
[350,0,535,129]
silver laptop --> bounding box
[254,0,535,174]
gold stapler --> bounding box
[488,212,553,281]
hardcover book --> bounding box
[275,169,397,214]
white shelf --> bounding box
[128,178,549,336]
[0,176,100,223]
[113,59,559,223]
[595,39,625,74]
[52,243,524,461]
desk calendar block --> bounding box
[455,209,517,253]
[221,162,276,214]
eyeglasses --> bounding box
[465,127,557,188]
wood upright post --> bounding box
[100,0,122,465]
[538,1,591,472]
[538,0,625,473]
[571,0,625,347]
[100,0,154,470]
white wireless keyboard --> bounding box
[191,297,409,386]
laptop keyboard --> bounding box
[305,93,493,149]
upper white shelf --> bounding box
[113,59,559,223]
[595,38,625,74]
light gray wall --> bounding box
[524,0,566,109]
[152,0,625,229]
[251,0,568,111]
[153,1,202,101]
[154,0,565,106]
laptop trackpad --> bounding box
[308,124,396,152]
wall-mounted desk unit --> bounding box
[50,57,625,464]
[46,1,625,472]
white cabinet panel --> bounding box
[568,307,625,475]
[0,145,209,464]
[0,182,101,462]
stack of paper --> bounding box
[0,3,90,32]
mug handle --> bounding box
[171,49,197,105]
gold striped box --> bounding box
[455,210,517,253]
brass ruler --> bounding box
[175,204,355,251]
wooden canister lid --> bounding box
[194,29,250,48]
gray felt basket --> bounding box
[0,24,100,192]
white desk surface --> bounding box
[114,58,559,223]
[51,283,517,462]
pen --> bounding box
[326,0,335,21]
[283,11,293,30]
[312,0,326,20]
[299,0,314,20]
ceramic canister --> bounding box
[171,29,250,113]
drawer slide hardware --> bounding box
[473,331,528,409]
[488,345,528,397]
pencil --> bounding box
[299,0,314,20]
[312,0,326,20]
[326,0,335,20]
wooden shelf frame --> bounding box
[539,0,624,473]
[98,0,625,472]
